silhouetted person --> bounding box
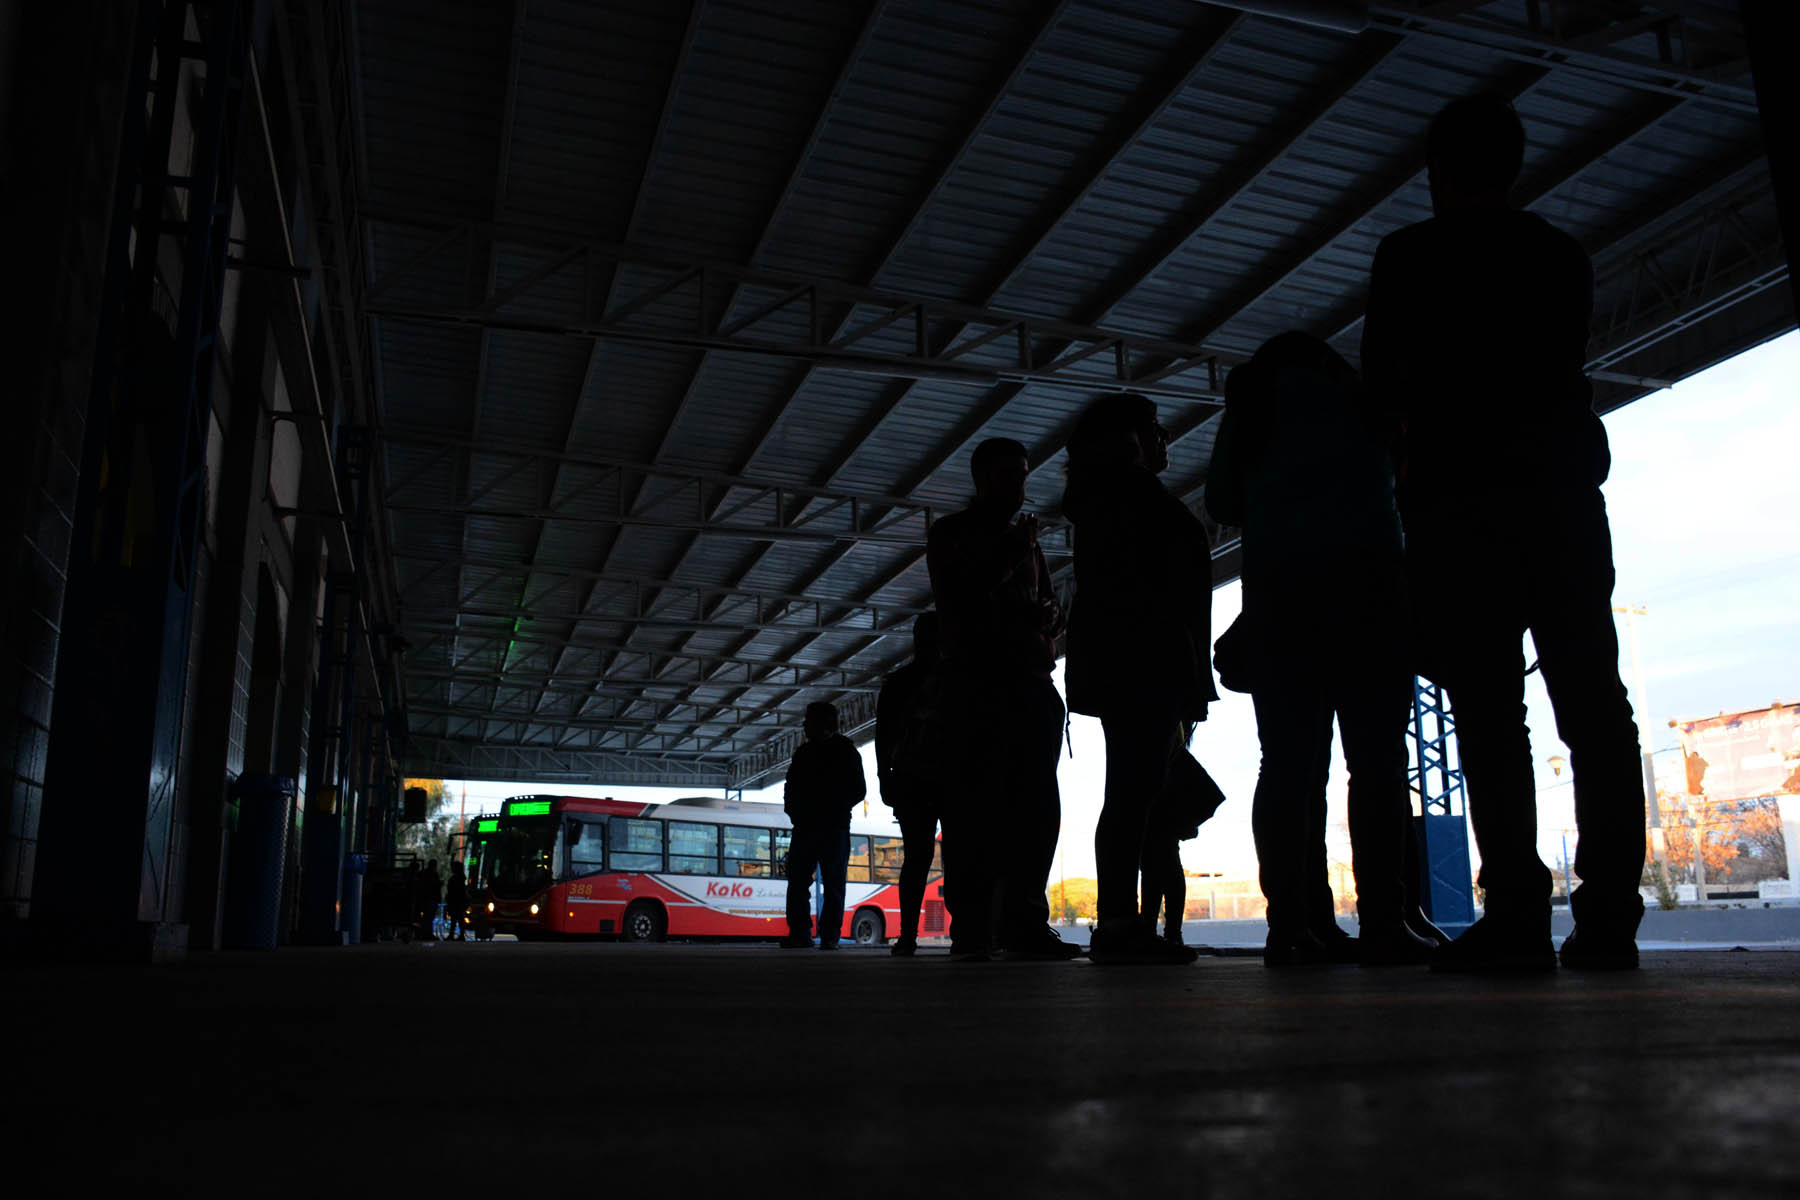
[445,860,468,942]
[875,611,944,957]
[1063,394,1215,965]
[781,701,866,950]
[1362,94,1645,971]
[926,437,1075,962]
[1207,332,1436,967]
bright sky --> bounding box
[448,328,1800,886]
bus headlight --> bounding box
[486,901,495,913]
[529,902,540,916]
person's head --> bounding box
[1227,331,1358,404]
[1066,392,1166,477]
[1427,93,1524,214]
[1224,331,1361,456]
[803,701,839,742]
[911,611,940,664]
[970,437,1030,513]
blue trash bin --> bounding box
[223,774,296,950]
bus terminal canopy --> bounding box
[320,0,1789,790]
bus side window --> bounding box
[773,829,792,879]
[669,821,720,875]
[870,836,904,883]
[723,826,771,877]
[609,818,664,871]
[571,819,606,878]
[846,835,871,883]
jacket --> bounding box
[783,733,866,829]
[1361,207,1607,512]
[1062,463,1217,720]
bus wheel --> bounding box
[852,907,885,946]
[622,900,667,943]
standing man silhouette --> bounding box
[927,437,1077,962]
[781,701,866,951]
[1362,93,1646,971]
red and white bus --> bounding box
[478,794,947,944]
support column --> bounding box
[179,311,281,951]
[33,0,250,961]
[1409,677,1476,932]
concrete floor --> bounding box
[13,943,1800,1196]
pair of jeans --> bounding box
[891,790,942,941]
[939,673,1064,950]
[1250,660,1414,937]
[1096,708,1186,924]
[785,824,850,942]
[1408,488,1646,933]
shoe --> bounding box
[1559,926,1639,970]
[1000,927,1084,961]
[1430,917,1556,974]
[890,936,918,957]
[947,941,993,963]
[1090,918,1197,965]
[778,934,813,949]
[1264,928,1336,968]
[1356,922,1436,967]
[817,940,840,951]
[1312,926,1361,964]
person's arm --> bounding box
[1031,542,1064,640]
[839,738,867,811]
[874,675,898,781]
[1359,236,1410,466]
[783,747,809,818]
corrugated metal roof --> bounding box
[348,0,1790,786]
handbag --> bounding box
[1159,746,1227,839]
[1213,613,1254,694]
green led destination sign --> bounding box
[506,800,553,817]
[475,818,499,833]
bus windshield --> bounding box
[485,816,556,898]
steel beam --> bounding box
[392,552,935,620]
[736,34,1415,676]
[401,735,736,788]
[363,241,1231,402]
[1367,2,1757,111]
[1314,92,1695,349]
[506,0,705,723]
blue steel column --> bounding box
[34,0,249,958]
[1408,676,1476,931]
